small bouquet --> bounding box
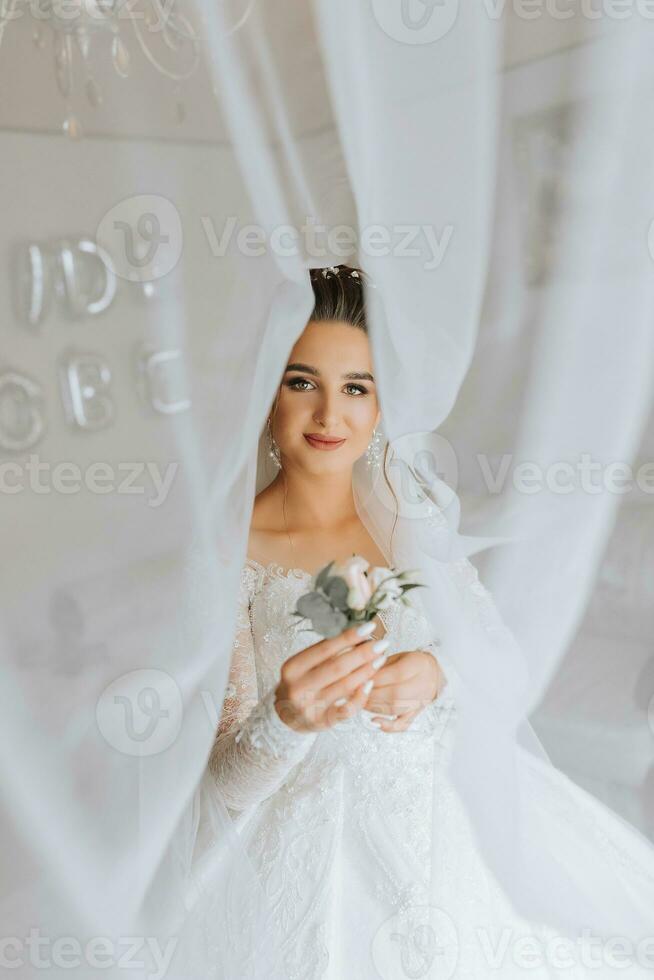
[291,555,426,638]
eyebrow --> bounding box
[284,362,375,383]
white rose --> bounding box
[334,555,372,611]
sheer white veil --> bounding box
[3,2,654,977]
[349,423,654,940]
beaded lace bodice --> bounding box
[206,554,516,818]
[208,556,462,812]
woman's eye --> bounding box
[287,378,314,391]
[286,379,367,396]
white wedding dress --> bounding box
[207,556,654,980]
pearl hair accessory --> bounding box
[310,266,376,287]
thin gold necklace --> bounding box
[281,472,298,569]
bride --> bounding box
[205,265,654,980]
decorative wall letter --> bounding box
[59,349,114,431]
[0,370,46,451]
[135,344,191,415]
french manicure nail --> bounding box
[372,653,387,670]
[356,620,376,637]
[362,679,374,695]
[334,697,348,706]
[372,638,389,654]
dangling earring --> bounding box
[365,426,383,469]
[267,417,282,469]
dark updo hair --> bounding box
[308,265,369,331]
[269,264,399,562]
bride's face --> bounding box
[270,319,381,474]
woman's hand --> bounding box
[274,622,391,733]
[362,649,446,732]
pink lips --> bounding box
[304,433,346,451]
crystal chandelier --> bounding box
[0,0,255,139]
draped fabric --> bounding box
[1,1,654,977]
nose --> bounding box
[312,390,341,429]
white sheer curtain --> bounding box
[1,0,653,976]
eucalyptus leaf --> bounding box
[309,605,349,638]
[323,576,349,611]
[295,591,333,620]
[315,560,335,591]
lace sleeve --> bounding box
[208,564,318,814]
